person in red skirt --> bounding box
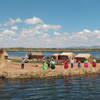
[92,58,96,67]
[64,59,69,69]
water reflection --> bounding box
[0,75,100,99]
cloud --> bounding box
[1,16,100,47]
[35,24,61,32]
[0,23,2,26]
[54,32,61,36]
[24,17,43,24]
[64,32,68,35]
[39,33,50,38]
[4,18,22,26]
[41,24,61,31]
[11,26,18,30]
[2,29,17,36]
[83,29,91,33]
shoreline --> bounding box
[3,48,100,52]
[0,62,100,79]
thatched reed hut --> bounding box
[0,49,6,68]
[52,53,60,60]
[59,52,76,60]
[75,53,94,63]
[4,52,8,59]
[28,52,44,60]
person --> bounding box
[43,56,45,61]
[78,60,81,68]
[43,61,47,70]
[21,58,25,69]
[50,59,56,69]
[71,58,74,68]
[84,59,88,68]
[47,59,50,68]
[92,58,96,67]
[64,59,69,69]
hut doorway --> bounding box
[76,58,86,63]
[58,55,60,60]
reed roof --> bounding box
[60,52,76,58]
[30,52,43,56]
[53,53,60,56]
[75,54,94,59]
[4,52,8,56]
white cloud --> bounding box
[35,24,61,32]
[41,24,61,31]
[1,16,100,47]
[0,23,2,26]
[4,18,22,26]
[24,17,43,24]
[83,29,91,32]
[39,33,50,38]
[11,26,18,30]
[54,32,61,36]
[2,29,17,36]
[64,32,68,35]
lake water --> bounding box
[7,51,100,59]
[0,74,100,100]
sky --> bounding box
[0,0,100,48]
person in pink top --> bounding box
[84,60,88,68]
[64,59,69,69]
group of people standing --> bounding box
[64,58,97,69]
[21,56,97,70]
[43,57,97,70]
[43,58,56,70]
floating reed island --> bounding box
[0,48,100,79]
[0,60,100,79]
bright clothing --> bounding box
[43,61,47,70]
[64,60,69,69]
[84,60,88,68]
[92,62,96,67]
[93,58,96,62]
[84,63,88,68]
[78,63,81,67]
[50,61,56,69]
[78,61,81,67]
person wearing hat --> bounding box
[43,60,47,70]
[84,59,88,68]
[78,60,81,68]
[64,59,69,69]
[21,58,25,69]
[92,58,96,67]
[50,59,56,69]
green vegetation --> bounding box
[2,48,100,52]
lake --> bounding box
[7,51,100,59]
[0,74,100,100]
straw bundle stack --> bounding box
[0,49,6,68]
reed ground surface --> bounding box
[0,61,100,78]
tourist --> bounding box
[64,59,69,69]
[78,60,81,68]
[71,58,74,68]
[43,61,47,70]
[92,58,96,67]
[50,59,56,69]
[84,59,88,68]
[21,58,25,69]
